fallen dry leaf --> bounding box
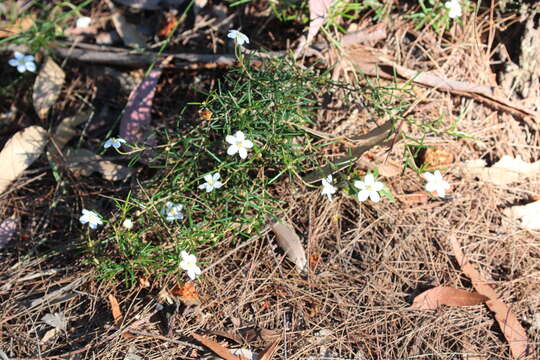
[171,281,201,306]
[410,286,488,310]
[120,57,171,163]
[108,294,123,325]
[0,217,18,250]
[40,328,60,344]
[449,235,532,359]
[462,156,540,185]
[41,312,67,331]
[307,0,333,45]
[259,338,280,360]
[0,15,35,38]
[138,276,150,288]
[33,57,66,119]
[47,112,91,162]
[270,220,307,272]
[422,147,454,169]
[65,148,132,181]
[503,200,540,230]
[111,13,147,49]
[158,287,174,305]
[0,126,48,195]
[192,333,250,360]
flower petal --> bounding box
[372,181,384,192]
[238,147,247,159]
[235,131,245,141]
[17,64,26,73]
[242,139,253,148]
[225,135,236,144]
[8,59,18,67]
[14,52,23,59]
[364,173,375,185]
[213,173,220,181]
[354,180,366,190]
[227,144,238,155]
[369,191,381,203]
[357,189,370,202]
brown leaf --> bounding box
[410,286,488,310]
[422,147,454,169]
[0,15,35,38]
[449,235,532,359]
[119,57,171,163]
[307,0,333,45]
[192,333,250,360]
[47,112,90,162]
[503,200,540,230]
[0,217,18,250]
[259,338,280,360]
[170,281,201,306]
[108,294,122,325]
[65,148,132,181]
[0,126,48,195]
[270,220,307,272]
[462,156,540,186]
[33,57,65,119]
[303,120,393,183]
[111,13,147,49]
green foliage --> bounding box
[92,56,336,283]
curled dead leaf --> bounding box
[33,57,65,119]
[192,333,250,360]
[0,15,35,38]
[0,126,48,195]
[0,217,18,250]
[410,286,488,310]
[171,281,201,306]
[503,200,540,230]
[422,146,454,169]
[108,294,123,325]
[449,234,533,359]
[47,112,91,162]
[270,220,307,272]
[462,156,540,186]
[65,148,132,181]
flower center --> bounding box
[236,140,243,147]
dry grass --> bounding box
[1,2,540,360]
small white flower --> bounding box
[354,173,384,203]
[226,131,254,159]
[122,218,133,230]
[162,201,184,222]
[76,16,92,28]
[423,170,450,198]
[198,172,223,193]
[103,138,126,149]
[8,52,36,73]
[227,29,249,46]
[179,251,202,280]
[321,175,337,201]
[445,0,462,19]
[79,209,103,229]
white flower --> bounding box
[354,173,384,203]
[79,209,103,229]
[445,0,462,19]
[198,172,223,193]
[423,170,450,198]
[122,218,133,230]
[227,29,249,46]
[321,175,337,201]
[8,52,36,73]
[76,16,92,28]
[162,201,184,222]
[226,131,253,159]
[179,251,202,280]
[103,138,126,149]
